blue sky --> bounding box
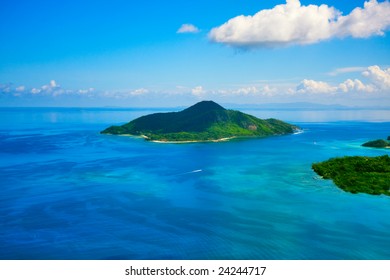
[1,0,390,107]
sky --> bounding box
[0,0,390,107]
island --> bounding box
[101,101,299,142]
[362,138,390,148]
[312,155,390,196]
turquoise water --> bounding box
[0,108,389,259]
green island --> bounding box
[101,101,299,142]
[312,155,390,196]
[362,137,390,148]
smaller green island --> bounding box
[362,138,390,148]
[312,155,390,196]
[101,101,299,142]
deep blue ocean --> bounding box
[0,107,389,260]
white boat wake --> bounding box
[174,169,203,176]
[186,169,202,174]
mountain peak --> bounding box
[183,100,225,113]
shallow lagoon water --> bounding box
[0,107,389,259]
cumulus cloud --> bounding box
[228,85,276,96]
[30,88,41,94]
[2,66,389,106]
[0,84,12,93]
[50,80,57,88]
[209,0,390,48]
[30,80,64,95]
[233,86,260,95]
[0,80,98,98]
[297,79,337,94]
[191,86,205,97]
[188,84,279,100]
[15,86,26,92]
[297,65,389,94]
[130,88,149,96]
[262,85,277,95]
[42,80,58,90]
[362,65,390,89]
[177,24,200,34]
[338,79,375,93]
[78,88,95,94]
[335,0,390,38]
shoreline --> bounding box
[105,133,236,143]
[103,132,236,143]
[103,131,302,144]
[149,136,235,144]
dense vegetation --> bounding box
[312,155,390,196]
[101,101,298,142]
[362,139,390,148]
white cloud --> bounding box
[177,24,200,34]
[338,79,375,93]
[362,65,390,89]
[335,0,390,38]
[233,86,259,95]
[3,66,389,107]
[31,88,41,94]
[0,84,11,93]
[297,79,337,94]
[25,80,73,96]
[328,67,367,76]
[297,65,389,94]
[230,85,276,96]
[262,85,277,95]
[41,80,59,92]
[191,86,205,97]
[78,88,95,94]
[188,85,277,99]
[209,0,390,48]
[15,86,25,92]
[31,80,63,95]
[50,80,57,88]
[130,88,149,95]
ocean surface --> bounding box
[0,107,389,260]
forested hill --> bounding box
[101,101,299,142]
